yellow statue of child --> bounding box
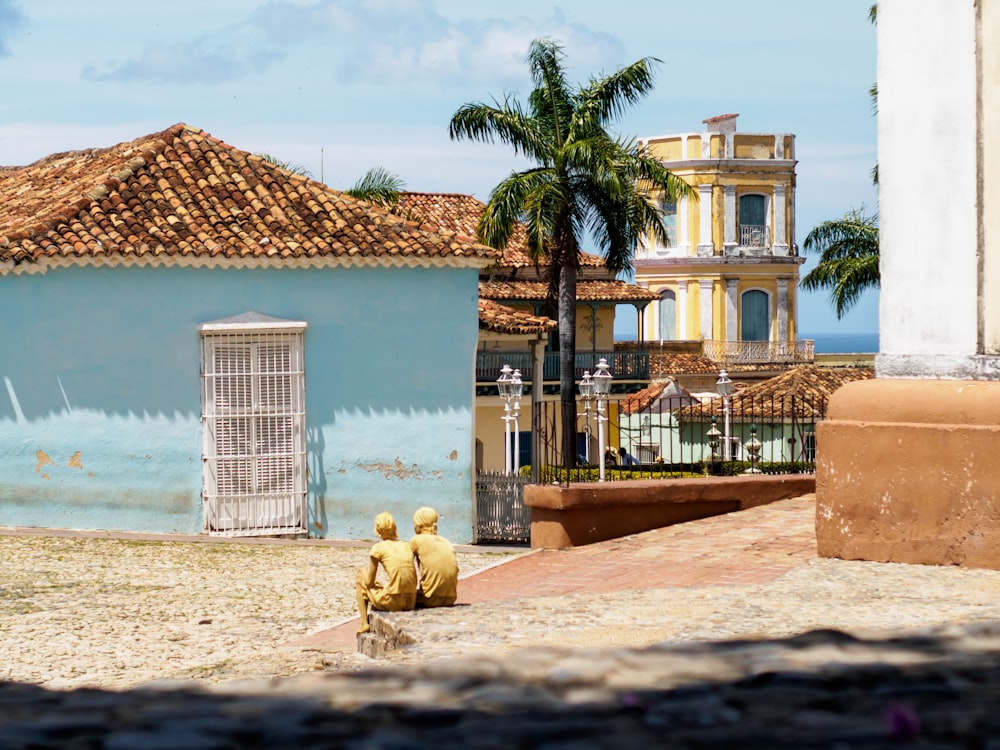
[409,506,459,608]
[355,512,417,634]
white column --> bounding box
[723,185,737,252]
[772,184,789,255]
[699,279,714,341]
[877,0,980,376]
[774,134,785,159]
[697,184,714,256]
[678,281,689,339]
[677,194,690,254]
[777,278,790,342]
[725,279,739,342]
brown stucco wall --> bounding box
[816,378,1000,569]
[524,475,815,549]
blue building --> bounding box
[0,124,498,542]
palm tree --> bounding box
[345,167,406,209]
[449,38,692,469]
[256,153,313,178]
[801,209,880,319]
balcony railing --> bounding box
[739,224,769,247]
[702,339,814,365]
[476,350,649,382]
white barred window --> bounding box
[199,312,307,537]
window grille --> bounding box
[199,313,307,537]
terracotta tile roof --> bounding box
[478,299,556,336]
[396,192,606,269]
[620,378,700,415]
[673,365,875,421]
[0,124,500,273]
[649,351,799,377]
[480,279,660,304]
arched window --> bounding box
[659,289,676,340]
[738,194,768,247]
[741,289,770,342]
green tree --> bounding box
[345,166,406,209]
[801,209,879,319]
[256,153,312,178]
[449,38,692,468]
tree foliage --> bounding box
[801,209,880,319]
[449,38,691,468]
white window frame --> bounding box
[199,313,308,537]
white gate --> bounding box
[199,313,307,537]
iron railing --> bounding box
[474,471,531,544]
[702,339,815,365]
[476,350,650,382]
[532,390,827,483]
[739,224,769,247]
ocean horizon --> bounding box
[614,331,880,354]
[801,332,879,354]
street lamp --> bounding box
[716,369,734,462]
[593,358,613,482]
[706,416,721,469]
[744,423,762,474]
[578,370,595,464]
[497,364,523,475]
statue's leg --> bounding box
[355,567,370,634]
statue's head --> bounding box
[374,512,398,541]
[413,506,438,535]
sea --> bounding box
[801,332,879,354]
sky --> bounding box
[0,0,879,336]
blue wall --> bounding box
[0,264,480,542]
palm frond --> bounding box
[801,209,880,318]
[344,167,405,208]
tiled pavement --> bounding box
[295,493,817,649]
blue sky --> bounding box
[0,0,878,335]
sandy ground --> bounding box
[0,534,514,690]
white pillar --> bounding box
[678,281,689,339]
[877,0,982,377]
[772,184,789,255]
[699,279,714,341]
[725,279,739,342]
[723,185,737,252]
[777,278,790,343]
[677,193,690,254]
[696,184,714,256]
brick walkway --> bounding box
[297,494,817,649]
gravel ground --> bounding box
[0,534,515,691]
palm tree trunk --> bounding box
[559,262,578,473]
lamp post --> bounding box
[593,358,613,482]
[511,369,523,474]
[497,364,523,475]
[716,370,734,462]
[706,416,721,472]
[744,423,762,474]
[578,370,595,464]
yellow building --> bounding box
[635,114,811,365]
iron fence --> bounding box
[474,471,532,544]
[532,391,827,483]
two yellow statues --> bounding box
[355,507,459,634]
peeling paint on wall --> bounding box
[449,450,458,461]
[68,451,83,469]
[359,458,422,480]
[35,450,53,479]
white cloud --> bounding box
[76,0,624,90]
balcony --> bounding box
[476,350,649,383]
[702,339,814,365]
